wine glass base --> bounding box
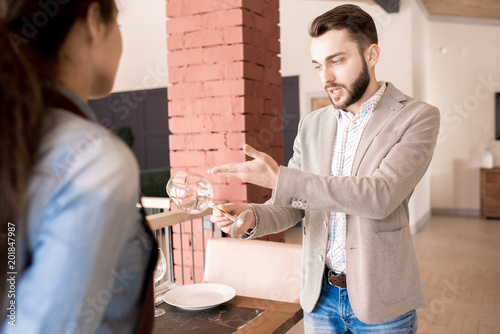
[231,209,254,238]
[154,307,166,317]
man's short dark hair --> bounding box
[309,4,378,54]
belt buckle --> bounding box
[327,269,336,286]
[327,269,345,287]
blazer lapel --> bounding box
[318,105,338,176]
[351,83,407,176]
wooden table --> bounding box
[153,295,303,334]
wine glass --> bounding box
[166,171,254,238]
[153,248,167,317]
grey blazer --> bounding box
[249,83,440,324]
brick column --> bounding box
[167,0,283,283]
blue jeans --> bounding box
[304,280,418,333]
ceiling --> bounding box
[421,0,500,20]
[311,0,500,20]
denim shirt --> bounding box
[1,86,153,334]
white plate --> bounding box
[163,283,236,311]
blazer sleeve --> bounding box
[246,115,308,238]
[270,104,440,220]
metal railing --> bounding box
[142,197,224,285]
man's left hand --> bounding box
[208,144,279,189]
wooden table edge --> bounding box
[227,295,304,334]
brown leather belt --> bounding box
[326,269,347,288]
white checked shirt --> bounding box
[326,82,387,274]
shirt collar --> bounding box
[44,81,99,123]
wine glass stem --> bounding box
[209,203,237,222]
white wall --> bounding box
[409,0,432,228]
[426,15,500,213]
[113,0,168,92]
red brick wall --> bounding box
[167,0,284,284]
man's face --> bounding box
[310,29,371,111]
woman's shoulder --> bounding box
[28,108,140,224]
[36,108,138,181]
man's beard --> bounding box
[327,59,370,110]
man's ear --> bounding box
[85,2,105,44]
[365,44,380,67]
